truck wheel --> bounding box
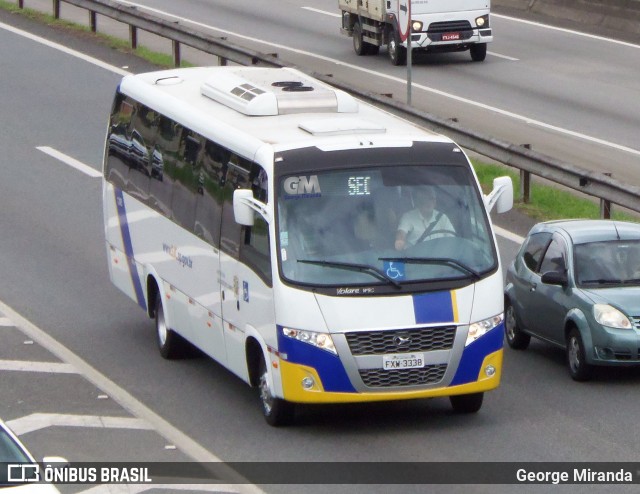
[258,356,295,426]
[470,43,487,62]
[353,22,379,56]
[388,29,407,66]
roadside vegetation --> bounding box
[2,0,636,224]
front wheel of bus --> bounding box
[155,297,188,359]
[450,392,484,413]
[258,357,294,426]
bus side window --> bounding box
[105,93,134,190]
[193,140,228,247]
[148,116,178,219]
[170,129,201,230]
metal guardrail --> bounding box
[14,0,640,218]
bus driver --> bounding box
[394,186,454,250]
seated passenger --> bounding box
[395,186,454,250]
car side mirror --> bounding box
[541,271,568,286]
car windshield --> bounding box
[276,164,496,287]
[574,240,640,286]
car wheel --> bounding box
[566,328,593,381]
[155,296,189,359]
[258,356,295,426]
[504,301,530,350]
[450,392,483,413]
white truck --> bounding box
[339,0,492,65]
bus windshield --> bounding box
[276,163,497,287]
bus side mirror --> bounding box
[484,176,513,214]
[233,189,255,226]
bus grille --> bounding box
[345,326,456,355]
[359,364,447,388]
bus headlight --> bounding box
[475,15,489,28]
[282,328,337,355]
[411,20,423,32]
[594,304,631,329]
[466,314,503,346]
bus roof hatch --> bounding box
[200,67,358,116]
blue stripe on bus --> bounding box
[114,188,147,311]
[449,323,504,386]
[412,291,453,324]
[277,328,356,393]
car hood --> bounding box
[582,287,640,314]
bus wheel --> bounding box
[155,297,188,359]
[450,392,484,413]
[470,43,487,62]
[258,357,294,426]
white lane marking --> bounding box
[494,225,525,245]
[0,21,130,76]
[0,317,13,326]
[37,146,102,178]
[78,485,240,493]
[115,1,640,158]
[7,413,154,435]
[492,13,640,50]
[302,6,519,60]
[0,300,265,494]
[0,359,77,374]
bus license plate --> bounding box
[442,33,460,41]
[383,353,424,370]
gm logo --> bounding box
[283,175,321,198]
[7,464,40,482]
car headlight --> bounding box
[475,15,489,28]
[466,314,503,346]
[282,327,337,355]
[593,304,632,329]
[411,20,423,32]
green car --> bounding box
[504,219,640,381]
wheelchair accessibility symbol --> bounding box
[384,261,405,280]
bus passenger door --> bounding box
[219,160,274,383]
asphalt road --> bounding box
[1,5,640,494]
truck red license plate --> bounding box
[383,353,425,370]
[442,32,460,41]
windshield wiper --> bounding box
[580,279,623,285]
[297,259,402,289]
[379,257,481,280]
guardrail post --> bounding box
[53,0,60,19]
[600,173,612,219]
[18,0,24,8]
[520,169,531,204]
[89,10,97,32]
[130,25,138,49]
[173,40,181,67]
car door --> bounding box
[511,232,552,333]
[527,234,571,344]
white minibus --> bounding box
[103,66,513,425]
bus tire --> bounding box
[155,296,188,359]
[258,356,295,426]
[470,43,487,62]
[450,392,484,413]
